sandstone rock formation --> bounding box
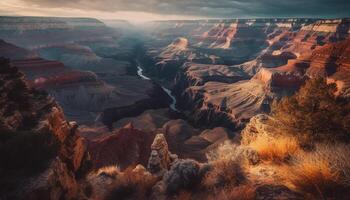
[178,79,270,128]
[175,62,247,88]
[113,109,232,162]
[310,39,350,97]
[147,134,178,176]
[113,109,171,132]
[87,124,155,170]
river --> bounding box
[136,62,179,112]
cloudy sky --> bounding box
[1,0,349,22]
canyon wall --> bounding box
[141,18,350,129]
[0,59,90,199]
[0,16,116,49]
[0,18,172,126]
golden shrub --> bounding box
[284,144,350,199]
[249,135,300,164]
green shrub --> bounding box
[270,78,350,144]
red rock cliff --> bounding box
[0,58,90,200]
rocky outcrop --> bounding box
[143,37,214,80]
[177,62,247,86]
[101,83,171,129]
[113,109,172,133]
[240,114,276,145]
[161,119,209,161]
[0,39,36,59]
[87,123,155,170]
[177,79,271,129]
[199,127,231,144]
[36,43,129,75]
[147,134,178,176]
[253,64,307,91]
[198,22,237,49]
[112,109,232,162]
[11,58,67,78]
[308,39,350,97]
[9,56,118,124]
[32,70,99,90]
[0,58,90,200]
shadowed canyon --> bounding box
[1,15,350,200]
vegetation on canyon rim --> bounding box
[270,78,350,144]
[241,78,350,199]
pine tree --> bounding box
[271,78,350,144]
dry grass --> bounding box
[206,141,243,162]
[206,184,256,200]
[203,141,254,195]
[249,135,300,164]
[96,165,120,177]
[205,141,246,189]
[202,159,245,189]
[284,144,350,199]
[87,165,159,200]
[86,166,121,199]
[104,166,159,200]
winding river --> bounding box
[136,62,179,112]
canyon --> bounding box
[141,18,350,128]
[0,16,350,199]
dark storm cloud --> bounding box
[21,0,350,18]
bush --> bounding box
[104,166,158,200]
[85,166,121,199]
[207,184,256,200]
[203,140,250,190]
[270,78,350,144]
[206,141,243,163]
[163,159,201,194]
[284,144,350,199]
[96,165,120,178]
[202,159,245,189]
[248,135,300,164]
